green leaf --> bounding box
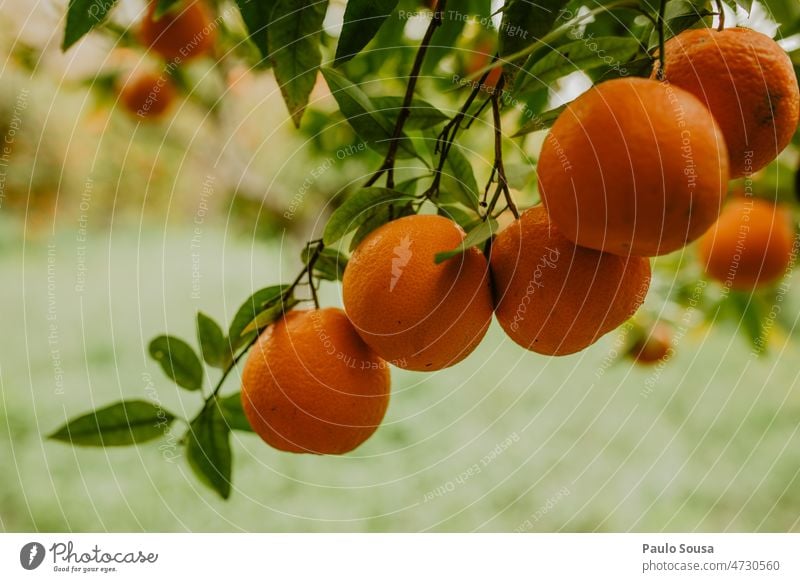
[323,187,415,245]
[423,5,468,74]
[219,393,254,433]
[723,0,752,13]
[438,205,481,231]
[302,247,348,281]
[62,0,121,51]
[321,67,417,159]
[154,0,181,18]
[235,0,273,60]
[647,0,713,50]
[513,104,566,137]
[49,401,174,447]
[269,0,328,127]
[371,96,450,130]
[349,203,416,251]
[760,0,800,34]
[148,336,204,391]
[504,163,536,190]
[228,285,290,351]
[241,297,299,336]
[186,402,232,499]
[422,129,479,211]
[499,0,570,68]
[726,292,767,353]
[435,219,498,263]
[197,312,230,369]
[516,37,640,95]
[335,0,399,65]
[440,143,480,212]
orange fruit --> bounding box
[120,71,176,119]
[465,40,502,91]
[343,214,494,371]
[490,206,651,356]
[538,77,729,257]
[629,323,673,365]
[658,27,800,179]
[139,0,216,63]
[698,197,796,290]
[241,308,390,455]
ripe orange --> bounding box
[698,197,796,290]
[538,77,729,257]
[465,40,502,91]
[629,323,673,365]
[342,214,494,371]
[120,71,176,119]
[490,206,651,356]
[658,27,800,179]
[139,0,216,63]
[241,308,390,455]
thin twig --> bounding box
[484,76,519,220]
[715,0,725,31]
[306,243,322,309]
[365,0,449,189]
[427,68,493,199]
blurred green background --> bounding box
[2,0,800,532]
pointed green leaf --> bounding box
[438,205,481,231]
[441,144,480,211]
[723,0,752,13]
[241,296,299,336]
[323,187,415,245]
[435,218,497,263]
[349,203,416,251]
[302,247,348,281]
[235,0,273,59]
[228,285,290,351]
[647,1,713,50]
[727,292,768,353]
[513,104,566,137]
[155,0,182,18]
[499,0,569,68]
[422,129,479,211]
[148,335,204,391]
[371,96,450,130]
[516,37,641,95]
[321,67,417,158]
[197,312,229,369]
[335,0,399,65]
[49,401,174,447]
[220,393,254,433]
[62,0,121,51]
[269,0,329,126]
[186,402,232,499]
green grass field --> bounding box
[2,220,799,532]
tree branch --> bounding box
[365,0,449,188]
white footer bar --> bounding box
[1,534,798,581]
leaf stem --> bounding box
[365,0,449,189]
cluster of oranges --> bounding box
[119,0,215,119]
[240,25,799,456]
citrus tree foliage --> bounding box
[49,0,800,498]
